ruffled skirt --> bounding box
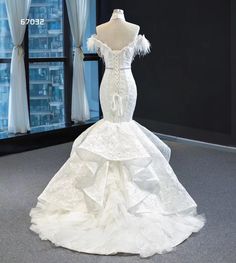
[29,118,206,258]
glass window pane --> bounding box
[0,0,13,58]
[29,62,64,127]
[29,0,63,58]
[82,0,96,53]
[0,63,10,131]
[84,61,99,119]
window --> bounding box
[28,0,65,128]
[0,0,99,133]
[0,0,12,58]
[84,61,99,119]
[0,63,9,131]
[0,0,11,131]
[29,0,64,58]
[29,62,64,127]
[82,0,100,119]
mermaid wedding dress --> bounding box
[29,33,206,258]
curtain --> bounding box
[5,0,31,133]
[66,0,90,122]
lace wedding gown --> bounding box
[29,33,206,258]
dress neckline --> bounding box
[91,34,142,53]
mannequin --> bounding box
[96,9,140,50]
[29,9,206,258]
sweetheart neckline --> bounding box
[90,34,143,53]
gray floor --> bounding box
[0,140,236,263]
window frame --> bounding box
[0,0,102,155]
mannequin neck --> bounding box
[110,9,125,21]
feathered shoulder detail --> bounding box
[87,34,97,52]
[134,34,151,56]
[87,34,104,59]
[86,33,151,60]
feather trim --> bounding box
[87,34,96,52]
[87,34,105,61]
[135,34,151,56]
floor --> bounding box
[0,140,235,263]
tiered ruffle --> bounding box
[29,119,206,258]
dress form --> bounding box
[96,9,140,50]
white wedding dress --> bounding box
[29,33,206,258]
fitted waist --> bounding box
[105,67,131,70]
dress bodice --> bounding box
[87,34,151,68]
[87,33,151,123]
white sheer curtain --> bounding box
[66,0,90,122]
[5,0,31,133]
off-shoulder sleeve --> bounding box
[87,34,97,52]
[87,34,103,59]
[134,34,151,56]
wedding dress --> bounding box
[29,33,206,258]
